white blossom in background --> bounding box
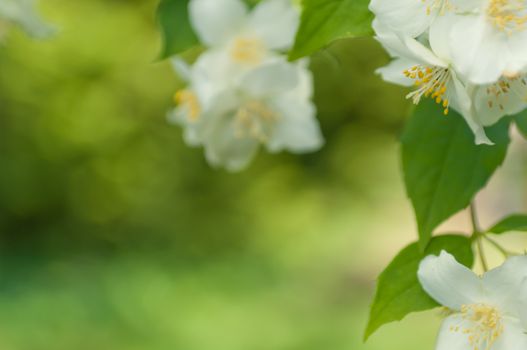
[170,57,323,171]
[418,251,527,350]
[370,0,527,145]
[0,0,53,39]
[188,0,300,85]
[168,0,323,171]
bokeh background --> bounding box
[0,1,526,349]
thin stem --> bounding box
[470,202,488,272]
[477,236,489,272]
[469,203,481,234]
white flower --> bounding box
[470,74,527,128]
[373,20,493,145]
[166,0,322,171]
[188,0,299,78]
[433,1,527,84]
[418,251,527,350]
[169,56,323,171]
[168,0,322,171]
[190,0,299,54]
[374,16,527,144]
[0,0,53,39]
[368,0,479,38]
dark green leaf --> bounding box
[402,100,511,248]
[364,234,474,340]
[488,214,527,234]
[157,0,198,59]
[514,111,527,139]
[289,0,373,60]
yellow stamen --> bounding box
[174,89,201,121]
[487,0,527,34]
[404,65,452,115]
[230,37,266,65]
[451,304,504,350]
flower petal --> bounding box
[247,0,299,50]
[369,0,431,38]
[376,58,416,87]
[403,36,446,68]
[0,0,54,38]
[449,75,493,145]
[171,58,192,81]
[373,19,413,58]
[449,16,507,84]
[267,96,323,153]
[418,251,483,310]
[288,59,313,101]
[204,114,260,172]
[240,61,299,98]
[482,256,527,315]
[493,317,527,350]
[519,279,527,329]
[435,314,476,350]
[429,13,455,62]
[189,0,247,46]
[448,0,480,11]
[473,78,527,128]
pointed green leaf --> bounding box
[289,0,373,60]
[488,214,527,234]
[364,234,474,341]
[402,100,511,248]
[157,0,198,59]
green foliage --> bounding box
[488,214,527,234]
[514,111,527,139]
[364,234,474,340]
[289,0,373,60]
[402,100,511,248]
[157,0,198,59]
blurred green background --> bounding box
[0,0,525,349]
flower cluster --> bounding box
[168,0,323,172]
[418,251,527,350]
[0,0,53,39]
[370,0,527,144]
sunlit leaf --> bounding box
[402,100,511,248]
[157,0,198,59]
[289,0,373,60]
[488,214,527,234]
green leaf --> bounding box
[364,234,474,341]
[514,111,527,139]
[289,0,373,60]
[402,100,511,248]
[157,0,198,59]
[488,214,527,234]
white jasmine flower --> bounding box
[169,0,322,171]
[471,74,527,127]
[437,0,527,84]
[188,0,299,75]
[418,251,527,350]
[171,59,323,172]
[433,15,527,135]
[0,0,53,39]
[368,0,479,38]
[373,20,492,145]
